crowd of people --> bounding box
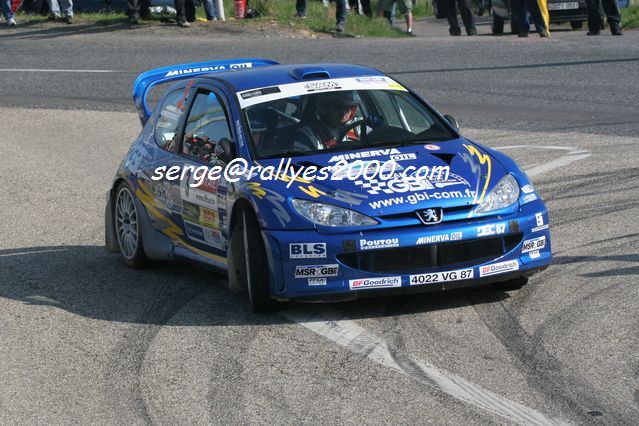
[0,0,625,36]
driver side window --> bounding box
[182,91,233,164]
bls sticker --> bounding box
[289,243,327,259]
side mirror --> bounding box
[443,114,459,130]
[215,138,234,164]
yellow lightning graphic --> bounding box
[463,144,492,205]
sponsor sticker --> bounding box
[532,212,549,232]
[521,184,535,194]
[240,86,281,100]
[308,278,327,286]
[200,207,219,228]
[295,264,339,278]
[479,260,519,277]
[355,76,387,84]
[349,276,402,290]
[477,223,506,237]
[424,144,441,151]
[521,236,546,253]
[359,238,399,250]
[329,148,400,163]
[289,243,327,259]
[180,181,218,210]
[529,250,541,259]
[409,268,473,286]
[416,231,462,245]
[390,153,417,161]
[304,81,341,92]
[522,193,538,204]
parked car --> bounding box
[490,0,631,34]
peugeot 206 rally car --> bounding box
[105,58,551,312]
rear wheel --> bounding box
[240,209,278,313]
[492,276,528,291]
[570,20,583,29]
[491,14,505,34]
[114,182,148,268]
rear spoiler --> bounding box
[132,58,280,125]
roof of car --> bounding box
[209,63,386,92]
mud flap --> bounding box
[105,189,119,253]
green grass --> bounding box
[15,0,433,36]
[622,5,639,29]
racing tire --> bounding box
[491,14,505,34]
[570,21,583,29]
[240,209,278,313]
[492,276,528,291]
[114,182,148,268]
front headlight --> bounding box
[292,199,378,227]
[475,174,520,213]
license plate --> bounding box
[547,2,579,10]
[409,268,474,286]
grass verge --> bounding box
[622,5,639,28]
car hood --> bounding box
[250,137,508,219]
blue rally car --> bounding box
[105,58,551,312]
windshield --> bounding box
[242,88,456,159]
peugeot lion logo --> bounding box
[416,208,443,225]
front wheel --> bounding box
[240,209,279,313]
[114,182,148,268]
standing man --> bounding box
[296,0,347,33]
[127,0,150,24]
[47,0,73,23]
[379,0,413,35]
[585,0,622,35]
[446,0,476,35]
[174,0,196,27]
[1,0,17,26]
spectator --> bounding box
[585,0,622,35]
[1,0,17,26]
[348,0,372,16]
[510,0,549,37]
[175,0,196,27]
[296,0,348,33]
[379,0,412,35]
[47,0,74,24]
[203,0,219,20]
[446,0,476,35]
[378,0,395,25]
[127,0,151,24]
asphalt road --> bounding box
[0,17,638,425]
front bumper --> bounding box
[263,201,552,300]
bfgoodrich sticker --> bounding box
[479,260,519,277]
[349,276,402,290]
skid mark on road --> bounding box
[282,307,568,426]
[494,145,592,178]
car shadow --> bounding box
[0,245,510,327]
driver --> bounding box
[295,90,361,150]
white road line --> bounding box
[0,248,68,257]
[0,69,117,73]
[282,307,569,426]
[494,145,592,177]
